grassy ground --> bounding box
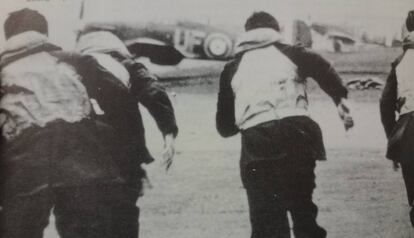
[44,48,413,238]
[138,80,413,238]
[320,47,401,74]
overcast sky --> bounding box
[0,0,413,49]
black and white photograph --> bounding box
[0,0,414,237]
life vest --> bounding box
[0,49,92,140]
[232,44,308,130]
[396,49,414,115]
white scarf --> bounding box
[235,28,283,54]
[76,31,132,58]
[1,31,48,62]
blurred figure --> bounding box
[380,9,414,227]
[75,29,178,238]
[216,11,353,238]
[0,8,130,238]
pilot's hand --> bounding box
[162,133,175,172]
[0,113,6,127]
[396,97,406,113]
[139,171,153,197]
[393,161,400,171]
[337,98,354,131]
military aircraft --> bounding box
[75,0,317,66]
[77,0,316,65]
[82,18,315,66]
[82,20,238,65]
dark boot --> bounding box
[293,225,326,238]
[310,225,327,238]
